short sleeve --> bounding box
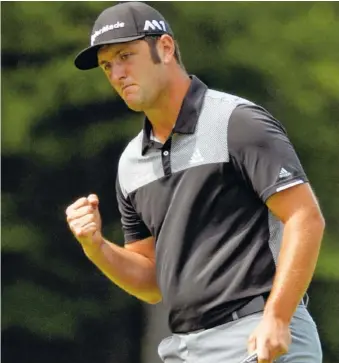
[116,176,152,243]
[228,104,308,202]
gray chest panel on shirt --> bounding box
[118,89,252,197]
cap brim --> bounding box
[74,35,146,70]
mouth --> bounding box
[122,84,135,92]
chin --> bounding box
[125,102,144,112]
[124,97,147,112]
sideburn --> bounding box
[149,46,162,64]
[144,36,162,64]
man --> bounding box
[66,2,325,363]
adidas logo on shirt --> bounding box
[279,167,292,179]
[189,148,204,164]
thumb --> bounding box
[88,194,99,208]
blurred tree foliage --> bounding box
[2,2,339,363]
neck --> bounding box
[144,69,191,143]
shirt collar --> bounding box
[142,75,208,155]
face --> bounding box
[97,36,174,111]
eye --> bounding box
[120,52,132,61]
[103,63,111,71]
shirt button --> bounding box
[163,150,169,156]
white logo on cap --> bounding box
[91,22,125,45]
[144,20,166,32]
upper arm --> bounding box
[116,175,152,243]
[228,104,325,226]
[228,103,308,203]
[266,183,324,225]
[116,175,156,261]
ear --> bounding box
[158,34,175,64]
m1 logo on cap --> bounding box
[91,22,125,45]
[144,20,166,32]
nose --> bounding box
[109,61,126,83]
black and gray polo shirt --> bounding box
[116,76,308,333]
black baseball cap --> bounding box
[74,2,174,70]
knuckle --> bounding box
[248,335,255,343]
[75,228,84,237]
[88,223,96,232]
[270,340,280,350]
[69,221,77,230]
[74,197,88,209]
[82,197,90,206]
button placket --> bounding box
[161,139,172,176]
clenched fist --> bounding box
[66,194,103,251]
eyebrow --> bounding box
[98,46,129,65]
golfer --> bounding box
[66,3,325,363]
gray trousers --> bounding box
[157,305,322,363]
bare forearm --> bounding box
[264,212,325,322]
[83,239,161,304]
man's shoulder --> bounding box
[205,87,254,107]
[118,130,143,167]
[199,87,258,130]
[204,87,282,130]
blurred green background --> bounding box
[2,2,339,363]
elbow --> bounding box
[147,296,162,305]
[319,214,326,231]
[135,284,162,304]
[146,290,162,304]
[140,291,162,305]
[289,206,326,239]
[307,208,326,242]
[313,209,326,232]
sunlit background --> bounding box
[2,2,339,363]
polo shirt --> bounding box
[116,75,308,333]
